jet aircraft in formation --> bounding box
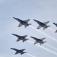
[11,48,26,55]
[12,34,28,42]
[13,17,50,30]
[13,17,31,28]
[10,17,57,55]
[33,19,50,30]
[31,36,46,45]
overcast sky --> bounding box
[0,0,57,57]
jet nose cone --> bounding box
[12,34,14,35]
[10,48,12,49]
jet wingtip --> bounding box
[10,48,13,50]
[24,35,27,37]
[22,49,26,51]
[11,34,15,35]
[41,38,46,40]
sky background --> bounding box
[0,0,57,57]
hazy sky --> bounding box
[0,0,57,57]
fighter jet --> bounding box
[12,34,28,42]
[53,23,57,27]
[31,36,46,45]
[10,48,26,55]
[33,19,50,30]
[13,17,31,28]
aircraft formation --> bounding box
[10,17,57,55]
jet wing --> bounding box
[41,38,46,40]
[18,23,22,27]
[21,49,26,51]
[37,25,41,29]
[44,21,49,24]
[24,19,30,22]
[34,41,38,45]
[15,51,19,54]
